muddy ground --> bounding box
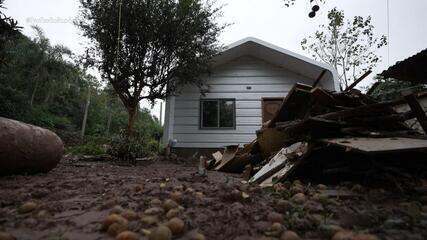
[0,157,426,240]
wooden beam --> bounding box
[345,70,372,92]
[312,70,327,88]
[403,93,427,133]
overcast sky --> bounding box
[4,0,427,120]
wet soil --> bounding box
[0,157,426,240]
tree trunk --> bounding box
[126,106,137,137]
[30,81,39,108]
[81,88,91,139]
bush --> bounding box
[108,131,145,163]
[65,135,109,155]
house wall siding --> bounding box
[167,56,323,148]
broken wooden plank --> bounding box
[403,93,427,134]
[344,70,372,91]
[312,69,327,88]
[212,151,223,166]
[250,142,308,184]
[214,145,239,171]
[257,128,292,159]
[319,137,427,154]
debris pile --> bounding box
[210,83,427,186]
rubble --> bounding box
[210,83,427,186]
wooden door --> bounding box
[262,98,284,123]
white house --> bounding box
[163,37,338,152]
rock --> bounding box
[144,207,164,216]
[331,230,354,240]
[0,117,64,175]
[280,231,301,240]
[166,209,180,219]
[0,232,16,240]
[149,225,172,240]
[18,202,38,214]
[319,224,343,237]
[166,217,185,235]
[116,231,139,240]
[102,214,129,231]
[108,222,128,237]
[163,199,178,211]
[353,234,379,240]
[170,191,182,203]
[121,209,138,221]
[141,215,159,225]
[291,193,306,204]
[267,212,284,223]
[186,231,205,240]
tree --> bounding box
[301,8,387,90]
[77,0,223,135]
[0,0,20,65]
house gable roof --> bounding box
[211,37,339,91]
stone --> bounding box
[0,232,16,240]
[149,225,172,240]
[166,217,185,235]
[150,199,162,207]
[291,193,306,204]
[280,231,301,240]
[275,200,293,213]
[163,199,178,211]
[267,212,284,223]
[116,231,139,240]
[18,202,38,214]
[331,230,354,240]
[110,205,125,214]
[0,117,64,175]
[265,223,283,237]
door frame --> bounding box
[261,97,284,123]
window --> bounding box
[200,99,235,129]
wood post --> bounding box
[403,93,427,133]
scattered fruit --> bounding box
[18,201,37,214]
[116,231,139,240]
[166,217,185,235]
[280,231,301,240]
[144,207,164,216]
[267,212,284,224]
[163,199,178,211]
[166,208,180,219]
[141,215,159,225]
[265,222,283,237]
[103,214,129,231]
[150,198,162,207]
[107,222,128,237]
[170,191,182,203]
[149,225,172,240]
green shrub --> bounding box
[108,131,145,163]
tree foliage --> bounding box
[301,8,387,90]
[77,0,224,135]
[0,0,20,65]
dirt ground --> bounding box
[0,157,426,240]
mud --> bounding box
[0,157,426,240]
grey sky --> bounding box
[4,0,427,120]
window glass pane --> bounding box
[219,100,235,128]
[202,100,218,128]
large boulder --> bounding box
[0,117,64,175]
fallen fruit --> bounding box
[116,231,139,240]
[170,191,182,203]
[141,215,159,225]
[150,198,162,207]
[166,209,180,219]
[166,217,185,235]
[103,214,129,231]
[163,199,178,211]
[0,232,16,240]
[149,225,172,240]
[144,207,164,216]
[332,230,355,240]
[107,222,128,237]
[121,209,138,221]
[267,212,284,224]
[280,231,301,240]
[18,202,37,214]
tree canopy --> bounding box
[301,8,387,90]
[77,0,224,134]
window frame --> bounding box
[199,98,236,130]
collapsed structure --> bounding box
[209,79,427,186]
